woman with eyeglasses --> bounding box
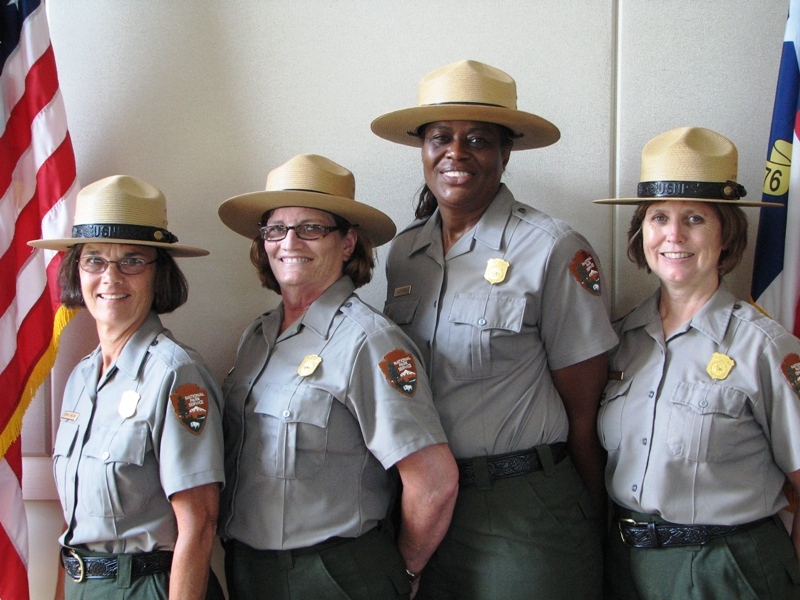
[28,175,225,599]
[216,154,458,600]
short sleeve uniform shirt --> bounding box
[219,277,447,550]
[384,185,618,459]
[54,311,225,553]
[599,284,800,524]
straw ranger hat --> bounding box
[595,126,776,207]
[28,175,208,256]
[371,60,560,151]
[218,154,396,247]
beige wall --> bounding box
[23,1,787,597]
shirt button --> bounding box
[478,318,487,326]
[648,391,654,398]
[632,484,638,492]
[699,399,708,408]
[282,410,291,419]
[433,300,437,307]
[344,302,352,308]
[642,438,648,445]
[151,340,159,346]
[102,452,110,460]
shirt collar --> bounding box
[620,282,736,345]
[276,276,356,340]
[406,183,513,256]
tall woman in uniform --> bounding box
[595,127,800,599]
[217,154,458,600]
[371,60,618,599]
[29,175,225,599]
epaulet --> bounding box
[147,332,193,366]
[510,201,570,238]
[339,294,393,336]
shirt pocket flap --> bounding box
[53,421,79,458]
[448,293,525,332]
[384,297,419,326]
[600,378,633,405]
[254,385,333,428]
[672,382,747,418]
[83,424,148,465]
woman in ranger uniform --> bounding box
[217,154,458,600]
[372,60,617,599]
[595,126,800,599]
[29,175,225,599]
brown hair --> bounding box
[58,245,188,313]
[249,211,375,292]
[626,201,748,276]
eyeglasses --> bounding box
[259,223,342,242]
[79,256,157,275]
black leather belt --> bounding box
[618,517,772,549]
[61,548,173,582]
[457,442,568,487]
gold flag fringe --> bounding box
[0,305,78,460]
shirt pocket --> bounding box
[446,293,526,379]
[53,420,80,510]
[597,378,633,451]
[81,424,151,517]
[253,385,333,480]
[666,382,749,463]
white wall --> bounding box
[23,1,788,597]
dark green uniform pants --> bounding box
[417,447,603,600]
[224,522,411,599]
[607,510,800,599]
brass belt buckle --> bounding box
[68,549,85,583]
[617,518,645,545]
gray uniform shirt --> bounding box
[384,185,617,459]
[219,276,447,550]
[599,283,800,524]
[54,312,225,553]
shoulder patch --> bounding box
[170,383,209,434]
[379,349,417,397]
[781,353,800,399]
[569,249,601,295]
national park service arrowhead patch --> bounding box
[379,349,418,397]
[569,249,601,296]
[170,383,209,434]
[781,353,800,399]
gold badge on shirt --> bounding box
[118,390,140,418]
[297,355,322,377]
[484,258,510,284]
[706,352,735,380]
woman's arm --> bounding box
[169,482,220,600]
[551,352,609,511]
[395,443,459,581]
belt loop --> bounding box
[277,550,294,570]
[534,444,555,476]
[472,456,492,490]
[116,553,132,589]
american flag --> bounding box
[1,0,78,597]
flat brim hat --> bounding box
[371,60,560,151]
[218,154,397,247]
[595,126,777,207]
[28,175,208,256]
